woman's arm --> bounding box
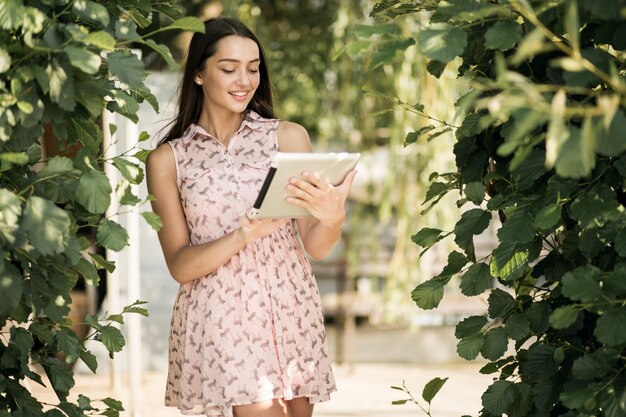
[146,144,287,284]
[277,121,357,259]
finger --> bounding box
[337,170,358,193]
[287,181,317,199]
[301,171,330,191]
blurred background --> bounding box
[35,0,497,415]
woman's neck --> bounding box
[197,108,244,147]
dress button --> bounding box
[236,194,242,200]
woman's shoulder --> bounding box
[146,142,175,171]
[276,120,312,152]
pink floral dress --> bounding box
[163,110,336,417]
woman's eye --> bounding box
[248,69,259,74]
[221,69,235,74]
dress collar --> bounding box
[182,110,268,143]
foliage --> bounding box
[392,377,449,416]
[0,1,201,416]
[365,0,626,416]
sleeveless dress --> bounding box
[163,110,336,417]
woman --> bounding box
[146,17,356,417]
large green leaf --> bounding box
[98,325,125,353]
[82,30,116,51]
[504,313,530,340]
[140,211,162,231]
[418,23,467,63]
[534,203,562,231]
[0,0,25,30]
[56,328,82,364]
[106,50,145,87]
[460,262,491,296]
[549,306,580,329]
[497,210,535,245]
[554,126,596,179]
[488,288,516,319]
[594,307,626,346]
[482,380,515,415]
[0,188,22,244]
[411,227,445,249]
[570,185,620,229]
[596,110,626,156]
[47,58,76,111]
[72,0,109,27]
[0,259,23,315]
[456,332,484,360]
[490,241,529,281]
[112,157,143,185]
[65,46,101,75]
[143,39,180,71]
[519,343,557,382]
[422,377,448,403]
[20,196,71,255]
[481,327,509,361]
[164,16,205,32]
[561,266,602,302]
[76,169,111,214]
[47,360,75,400]
[411,278,445,310]
[560,388,597,410]
[96,219,128,251]
[455,315,488,339]
[433,251,468,282]
[454,208,491,255]
[484,21,522,51]
[572,349,617,380]
[465,181,485,204]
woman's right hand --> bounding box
[237,215,289,244]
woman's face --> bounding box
[195,35,261,115]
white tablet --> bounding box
[248,152,360,219]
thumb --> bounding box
[338,170,358,193]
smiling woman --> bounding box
[146,17,357,417]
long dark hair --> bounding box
[159,17,275,144]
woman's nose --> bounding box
[237,70,251,87]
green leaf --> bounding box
[497,210,535,245]
[405,125,435,146]
[460,262,491,296]
[455,315,488,339]
[47,58,76,111]
[99,325,125,353]
[132,149,151,163]
[554,126,596,179]
[0,259,23,315]
[89,252,116,273]
[525,301,551,334]
[76,169,112,214]
[535,204,561,231]
[102,397,124,411]
[560,388,597,410]
[56,328,82,364]
[482,380,515,415]
[490,241,529,281]
[9,327,34,355]
[119,183,141,206]
[106,50,145,87]
[434,251,468,282]
[453,209,491,255]
[519,343,557,382]
[122,301,148,316]
[20,196,71,255]
[82,30,116,51]
[344,40,372,58]
[72,0,110,27]
[549,306,580,329]
[354,23,398,38]
[411,227,445,249]
[504,313,530,340]
[115,19,141,41]
[411,279,445,310]
[572,349,616,380]
[457,332,484,360]
[140,211,162,232]
[370,39,415,70]
[0,188,22,244]
[481,327,508,361]
[73,258,99,286]
[0,48,10,73]
[596,110,626,157]
[112,157,143,185]
[594,307,626,346]
[484,21,522,51]
[0,0,25,30]
[418,23,468,63]
[562,266,602,302]
[422,377,448,403]
[488,288,516,319]
[96,219,129,251]
[46,359,75,399]
[65,46,102,74]
[164,16,205,32]
[80,349,98,373]
[143,39,180,71]
[465,182,485,204]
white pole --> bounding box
[124,118,142,417]
[102,110,122,394]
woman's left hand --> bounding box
[285,170,358,228]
